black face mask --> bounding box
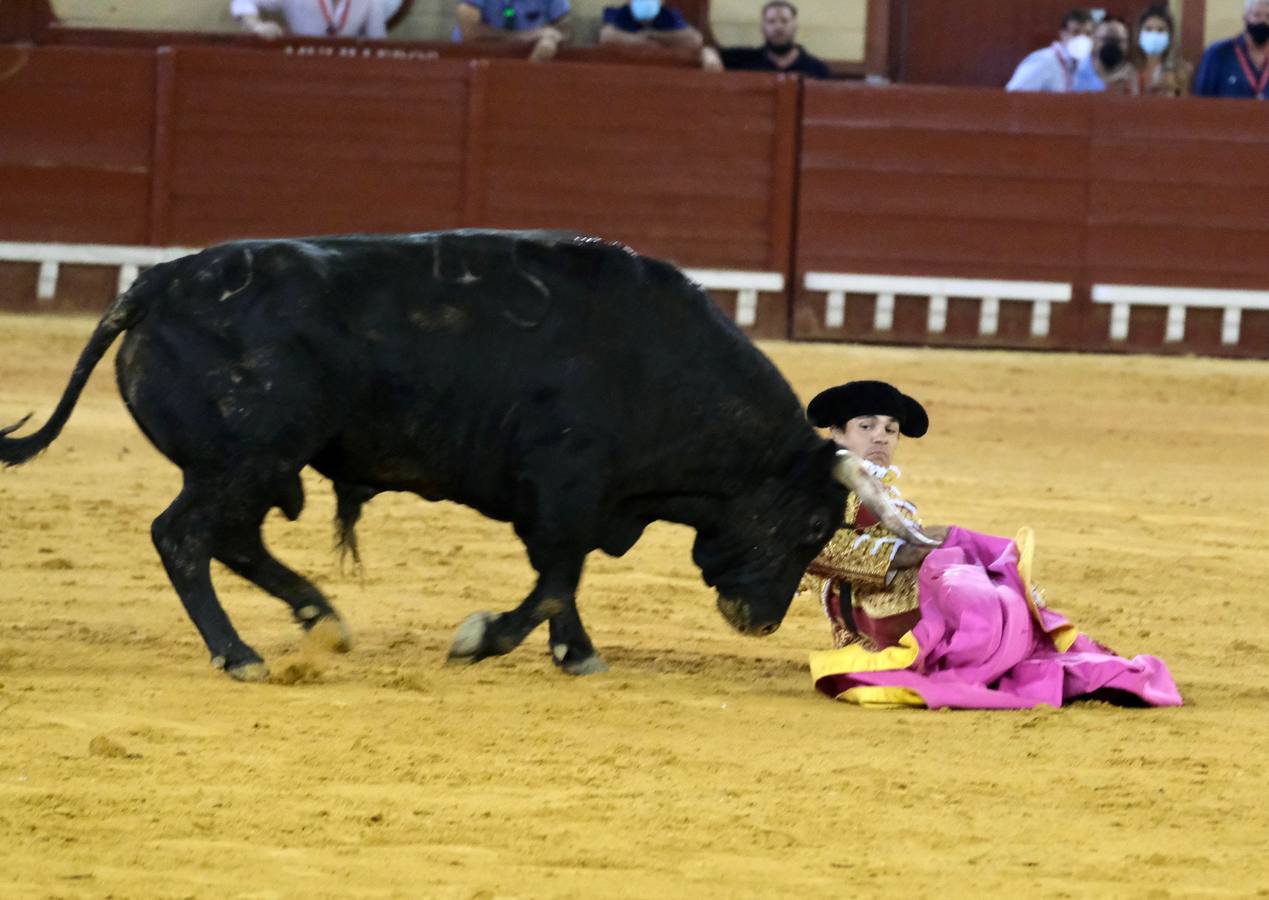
[765,40,795,55]
[1247,21,1269,46]
[1098,40,1125,69]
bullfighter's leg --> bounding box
[213,527,353,654]
[152,484,267,681]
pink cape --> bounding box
[809,527,1182,709]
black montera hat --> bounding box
[806,380,929,438]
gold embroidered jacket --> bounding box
[802,465,922,645]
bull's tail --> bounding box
[0,285,149,468]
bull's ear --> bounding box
[513,236,610,286]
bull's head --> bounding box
[692,440,932,637]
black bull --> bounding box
[2,230,877,680]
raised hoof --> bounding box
[559,653,609,676]
[446,611,495,665]
[303,615,354,654]
[225,661,271,683]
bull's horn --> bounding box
[832,450,940,547]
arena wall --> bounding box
[1,42,1267,355]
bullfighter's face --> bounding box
[694,441,847,636]
[829,414,900,468]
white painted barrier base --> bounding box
[1092,284,1269,348]
[0,242,784,330]
[804,272,1072,339]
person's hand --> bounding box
[529,29,562,61]
[700,46,723,71]
[891,525,949,569]
[921,525,950,545]
[244,16,285,39]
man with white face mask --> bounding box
[1006,7,1094,92]
[598,0,703,50]
[1195,0,1269,98]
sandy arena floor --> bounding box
[1,312,1267,899]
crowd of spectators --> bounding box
[231,0,834,76]
[229,0,1269,96]
[1007,0,1269,99]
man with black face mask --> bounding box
[1074,15,1139,94]
[1196,0,1269,98]
[703,1,831,78]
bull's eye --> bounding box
[808,517,829,543]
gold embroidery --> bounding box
[853,568,920,618]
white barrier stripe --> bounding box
[1092,283,1269,310]
[805,272,1070,302]
[1165,304,1186,343]
[825,290,845,328]
[36,261,58,301]
[684,269,784,292]
[735,289,758,328]
[874,293,895,331]
[927,295,947,334]
[117,264,140,297]
[978,297,999,336]
[1110,302,1130,341]
[1222,307,1241,345]
[1030,300,1051,338]
[0,242,199,266]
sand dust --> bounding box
[1,313,1267,898]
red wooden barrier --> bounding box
[0,45,154,243]
[794,84,1089,348]
[156,47,470,245]
[462,61,797,336]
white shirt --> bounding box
[231,0,387,38]
[1006,42,1076,92]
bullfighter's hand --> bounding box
[891,525,948,569]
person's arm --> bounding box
[231,0,285,38]
[806,523,947,584]
[365,0,387,38]
[1006,51,1049,91]
[1192,45,1219,96]
[646,24,702,49]
[599,23,655,45]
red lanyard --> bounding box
[1051,44,1073,92]
[318,0,352,36]
[1234,37,1269,99]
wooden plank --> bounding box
[162,47,469,244]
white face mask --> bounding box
[1066,34,1093,60]
[1138,31,1169,56]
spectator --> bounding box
[1195,0,1269,98]
[1006,8,1093,92]
[599,1,703,51]
[701,1,832,79]
[1075,15,1139,95]
[232,0,387,39]
[455,0,571,62]
[1133,4,1193,97]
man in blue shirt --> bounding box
[455,0,571,61]
[1195,0,1269,98]
[599,1,703,50]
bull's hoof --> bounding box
[561,654,608,676]
[552,644,609,676]
[225,661,271,683]
[303,614,354,654]
[446,611,495,665]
